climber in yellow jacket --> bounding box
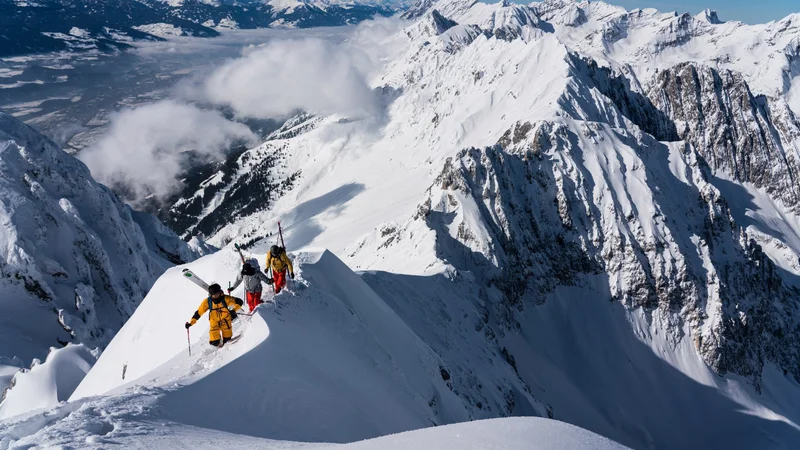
[266,245,294,294]
[185,283,244,346]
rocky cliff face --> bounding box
[363,111,800,389]
[648,62,800,212]
[343,1,800,391]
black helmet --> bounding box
[271,245,281,256]
[208,283,223,296]
[242,263,255,276]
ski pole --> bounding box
[271,264,276,294]
[187,328,192,356]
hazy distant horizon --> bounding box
[583,0,797,25]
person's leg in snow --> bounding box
[246,291,262,311]
[209,324,221,346]
[221,320,233,344]
[274,269,286,294]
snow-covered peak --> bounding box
[404,9,457,39]
[695,8,723,24]
[456,1,544,41]
[427,0,479,21]
[401,0,436,19]
[267,0,307,13]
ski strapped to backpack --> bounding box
[182,268,210,291]
[234,243,246,265]
[277,221,293,287]
[278,221,287,253]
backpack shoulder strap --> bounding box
[207,297,212,312]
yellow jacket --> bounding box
[189,295,243,328]
[266,251,294,274]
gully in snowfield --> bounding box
[266,245,294,294]
[229,258,273,312]
[185,283,244,347]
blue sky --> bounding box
[608,0,798,24]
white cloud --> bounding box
[79,100,256,203]
[199,38,379,119]
[80,19,408,205]
[186,17,408,121]
[342,16,409,79]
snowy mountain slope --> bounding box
[142,4,800,448]
[1,403,625,450]
[527,1,800,98]
[0,112,201,412]
[362,270,800,448]
[337,417,628,450]
[157,116,308,239]
[65,249,550,443]
[352,126,800,447]
[0,344,96,420]
[0,247,624,448]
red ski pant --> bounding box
[246,291,263,312]
[274,269,287,294]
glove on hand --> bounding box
[290,272,295,279]
[185,322,191,329]
[230,309,238,321]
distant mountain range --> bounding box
[0,0,399,58]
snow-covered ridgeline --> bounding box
[403,0,800,211]
[0,249,626,448]
[177,0,800,392]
